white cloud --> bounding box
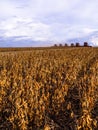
[0,17,98,43]
[0,0,98,46]
[0,17,53,41]
[0,1,17,18]
[91,37,98,46]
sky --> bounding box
[0,0,98,46]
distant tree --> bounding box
[84,42,88,47]
[76,43,80,47]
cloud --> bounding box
[91,37,98,46]
[0,17,98,43]
[0,17,53,41]
[0,0,98,46]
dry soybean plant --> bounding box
[0,47,98,130]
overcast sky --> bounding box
[0,0,98,46]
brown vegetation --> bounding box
[0,47,98,130]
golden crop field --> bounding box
[0,47,98,130]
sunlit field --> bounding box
[0,47,98,130]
